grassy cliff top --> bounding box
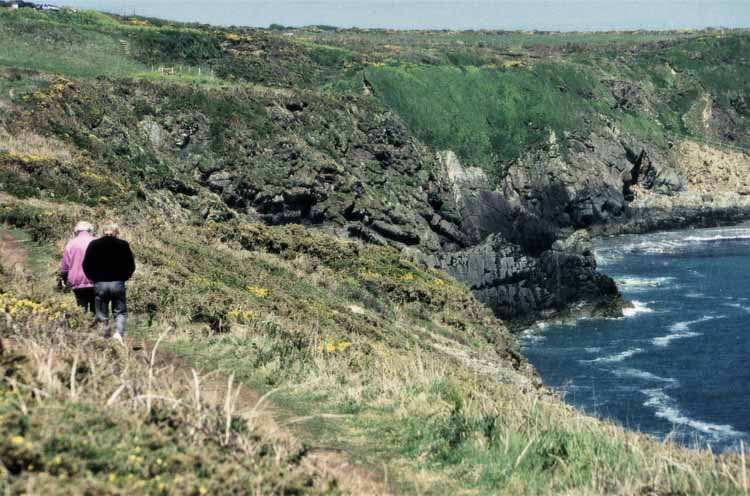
[1,6,749,494]
[3,5,748,175]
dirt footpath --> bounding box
[0,229,31,282]
[0,227,392,495]
[146,346,392,495]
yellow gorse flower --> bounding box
[246,285,269,298]
[0,293,68,321]
[228,308,255,322]
[324,341,353,353]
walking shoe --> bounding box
[112,332,125,346]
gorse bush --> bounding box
[130,28,223,65]
[3,9,750,493]
[0,298,337,494]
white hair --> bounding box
[101,220,119,236]
[74,221,94,234]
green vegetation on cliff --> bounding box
[1,6,750,494]
[362,62,609,168]
[355,32,750,175]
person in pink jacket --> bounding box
[59,221,96,313]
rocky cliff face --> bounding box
[480,116,750,238]
[2,77,468,252]
[435,150,620,321]
[432,115,750,320]
[1,75,621,324]
[8,19,750,328]
[438,230,619,321]
[499,126,684,230]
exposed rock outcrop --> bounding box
[6,77,625,325]
[592,140,750,234]
[437,151,620,321]
[499,128,685,230]
[438,230,619,321]
[438,150,557,256]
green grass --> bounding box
[0,8,226,85]
[0,30,146,79]
[2,182,748,494]
[2,9,750,493]
[363,61,607,171]
[342,30,750,177]
[2,226,56,279]
[301,26,709,52]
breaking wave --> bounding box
[598,227,750,258]
[642,388,744,441]
[520,323,548,345]
[652,315,723,347]
[622,301,654,317]
[616,276,675,290]
[612,368,677,384]
[582,347,643,364]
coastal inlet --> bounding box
[521,224,750,452]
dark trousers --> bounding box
[73,287,95,314]
[94,281,127,336]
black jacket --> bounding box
[82,236,136,283]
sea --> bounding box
[57,1,750,31]
[521,224,750,452]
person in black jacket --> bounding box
[82,221,135,343]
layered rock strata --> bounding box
[435,151,620,321]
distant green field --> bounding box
[2,5,749,171]
[355,30,750,173]
[300,26,710,51]
[0,8,224,84]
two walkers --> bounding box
[60,220,135,344]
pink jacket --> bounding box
[60,232,95,289]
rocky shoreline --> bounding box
[592,193,750,236]
[5,68,749,335]
[432,138,750,330]
[514,200,750,332]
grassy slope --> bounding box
[0,220,340,495]
[309,27,750,178]
[0,7,749,494]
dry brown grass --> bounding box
[0,127,74,162]
[2,194,749,495]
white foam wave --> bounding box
[622,301,654,317]
[594,250,624,266]
[585,347,602,353]
[682,234,750,243]
[652,315,722,347]
[642,388,744,440]
[620,240,682,255]
[582,347,643,364]
[652,332,700,347]
[520,333,546,345]
[616,276,676,291]
[685,292,705,299]
[612,368,677,384]
[602,227,750,256]
[725,302,750,312]
[520,323,548,345]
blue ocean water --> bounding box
[521,224,750,452]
